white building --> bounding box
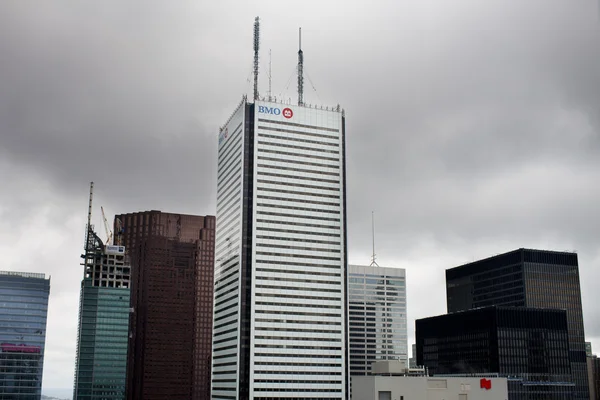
[352,376,508,400]
[212,98,348,399]
[349,265,407,376]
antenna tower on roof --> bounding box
[268,49,272,101]
[297,27,304,106]
[253,17,260,101]
[370,211,379,267]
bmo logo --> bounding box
[258,105,294,119]
[282,108,293,118]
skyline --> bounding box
[1,0,599,393]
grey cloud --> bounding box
[1,0,599,391]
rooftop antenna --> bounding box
[297,27,304,106]
[253,17,260,101]
[268,49,272,101]
[370,211,379,267]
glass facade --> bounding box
[117,212,215,400]
[73,227,131,400]
[348,265,407,375]
[0,271,50,399]
[446,248,589,400]
[73,285,130,399]
[417,306,573,400]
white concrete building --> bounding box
[212,98,348,399]
[352,375,508,400]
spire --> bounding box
[370,211,379,267]
[297,27,304,106]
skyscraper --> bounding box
[73,244,130,400]
[73,186,131,400]
[212,98,348,399]
[117,211,215,400]
[446,248,589,400]
[348,265,407,376]
[0,271,50,399]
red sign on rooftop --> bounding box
[480,378,492,390]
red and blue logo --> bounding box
[258,106,293,119]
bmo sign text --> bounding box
[258,106,293,119]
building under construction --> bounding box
[73,183,131,400]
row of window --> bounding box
[258,140,339,156]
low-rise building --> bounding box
[352,374,508,400]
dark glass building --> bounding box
[73,219,131,400]
[417,306,574,399]
[587,355,600,400]
[446,248,589,399]
[0,271,50,399]
[116,211,215,400]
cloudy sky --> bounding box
[1,0,599,393]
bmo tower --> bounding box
[212,98,349,400]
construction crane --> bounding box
[101,206,113,245]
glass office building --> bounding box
[0,271,50,399]
[116,211,215,400]
[73,228,131,400]
[417,306,573,400]
[446,248,589,400]
[348,265,407,375]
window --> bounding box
[378,391,391,400]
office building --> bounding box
[409,344,417,369]
[446,248,589,399]
[73,184,131,400]
[587,343,593,357]
[116,211,215,400]
[212,97,348,399]
[348,265,407,376]
[417,306,573,399]
[587,354,600,400]
[0,271,50,399]
[73,224,130,400]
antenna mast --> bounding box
[268,49,272,101]
[370,211,379,267]
[253,17,260,101]
[297,27,304,106]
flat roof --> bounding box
[0,270,47,279]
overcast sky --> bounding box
[1,0,599,393]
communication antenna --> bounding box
[268,49,272,101]
[297,27,304,106]
[253,17,260,101]
[370,211,379,267]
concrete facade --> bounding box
[352,376,508,400]
[212,99,348,399]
